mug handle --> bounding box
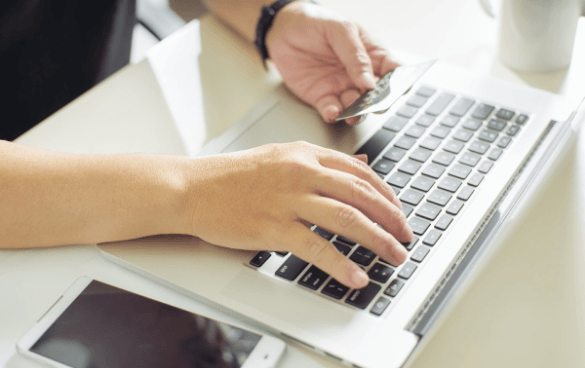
[478,0,496,18]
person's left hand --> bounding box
[265,1,400,125]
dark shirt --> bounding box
[0,0,135,141]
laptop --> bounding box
[98,60,583,368]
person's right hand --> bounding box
[182,141,412,289]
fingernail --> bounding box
[351,268,369,288]
[361,72,376,89]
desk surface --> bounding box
[3,1,585,367]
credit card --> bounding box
[336,59,437,121]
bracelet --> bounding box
[254,0,315,68]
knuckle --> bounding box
[351,178,376,203]
[335,205,358,229]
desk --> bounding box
[2,1,585,367]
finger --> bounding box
[352,154,368,164]
[340,89,363,125]
[326,21,376,91]
[282,221,369,289]
[314,94,344,123]
[312,169,411,243]
[297,196,408,266]
[316,148,403,210]
[357,25,400,76]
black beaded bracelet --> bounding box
[254,0,316,68]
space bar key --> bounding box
[355,129,396,163]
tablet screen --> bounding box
[30,281,262,368]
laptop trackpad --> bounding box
[221,269,373,345]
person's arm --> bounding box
[0,140,411,289]
[204,0,400,124]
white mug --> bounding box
[480,0,585,72]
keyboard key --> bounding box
[405,125,426,139]
[275,251,289,256]
[459,152,482,167]
[416,114,435,127]
[443,139,465,154]
[440,115,460,128]
[488,148,503,161]
[383,116,409,132]
[496,108,515,121]
[384,279,405,297]
[401,236,419,251]
[349,246,376,266]
[457,186,475,201]
[468,140,490,155]
[422,163,445,179]
[298,266,329,290]
[398,160,422,175]
[401,189,425,206]
[431,126,451,139]
[370,297,391,316]
[333,241,352,256]
[387,172,412,188]
[321,279,350,299]
[372,159,396,174]
[397,105,418,119]
[487,119,507,132]
[515,114,529,125]
[384,147,407,162]
[446,200,464,215]
[428,189,452,206]
[435,214,453,230]
[394,136,417,150]
[426,93,455,116]
[423,229,442,246]
[368,263,395,283]
[420,136,442,151]
[468,172,485,187]
[346,282,382,309]
[408,217,431,235]
[471,103,495,120]
[250,251,271,267]
[417,86,436,97]
[462,118,482,131]
[438,177,462,193]
[507,125,520,136]
[497,136,512,148]
[336,235,356,246]
[407,95,428,108]
[391,187,401,195]
[411,176,435,192]
[453,129,473,142]
[450,97,475,117]
[410,147,433,163]
[416,203,442,221]
[449,164,472,180]
[275,255,309,281]
[478,129,498,143]
[411,246,431,262]
[478,160,494,174]
[433,151,456,166]
[401,204,414,218]
[356,129,396,162]
[398,262,418,279]
[314,227,334,240]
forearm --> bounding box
[203,0,277,42]
[0,141,189,248]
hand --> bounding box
[185,142,412,289]
[265,2,399,125]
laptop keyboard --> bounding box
[248,86,530,317]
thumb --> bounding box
[327,20,376,91]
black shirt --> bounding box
[0,0,135,141]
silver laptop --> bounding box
[98,60,583,368]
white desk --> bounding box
[2,1,585,367]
